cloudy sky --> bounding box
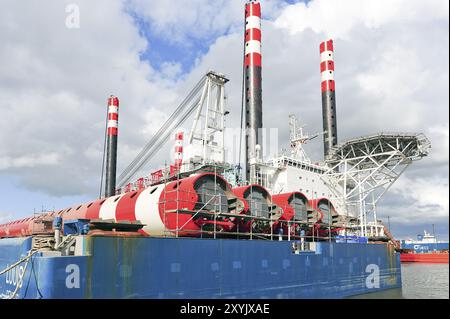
[0,0,448,240]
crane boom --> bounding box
[117,71,229,188]
[117,76,207,187]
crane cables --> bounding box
[238,11,247,178]
[99,101,109,198]
[117,75,208,188]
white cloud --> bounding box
[274,0,449,39]
[387,176,449,223]
[427,124,449,165]
[127,0,288,44]
[0,0,179,195]
[160,62,183,79]
[0,212,15,224]
[0,153,60,170]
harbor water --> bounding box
[348,262,449,299]
[401,263,449,299]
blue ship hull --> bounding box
[401,242,449,253]
[0,236,401,299]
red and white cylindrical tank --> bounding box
[67,172,241,236]
[272,192,313,237]
[231,184,283,234]
[0,213,55,238]
[309,198,338,226]
[0,173,242,239]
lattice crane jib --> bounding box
[186,72,228,169]
[117,71,229,189]
[321,133,431,237]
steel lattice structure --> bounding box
[117,71,228,189]
[321,133,431,237]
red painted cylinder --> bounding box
[231,184,282,234]
[309,198,338,225]
[272,192,312,237]
[0,173,241,238]
[0,213,55,238]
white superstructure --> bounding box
[247,116,431,237]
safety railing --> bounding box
[114,163,364,242]
[156,180,345,241]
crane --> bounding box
[117,71,229,189]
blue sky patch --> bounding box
[127,10,226,75]
[125,0,307,75]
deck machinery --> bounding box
[0,0,431,299]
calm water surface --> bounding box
[401,263,449,299]
[350,263,449,299]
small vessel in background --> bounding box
[400,231,449,263]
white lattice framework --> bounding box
[321,133,431,237]
[185,71,228,169]
[117,71,228,189]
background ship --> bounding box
[400,230,449,263]
[0,1,431,299]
